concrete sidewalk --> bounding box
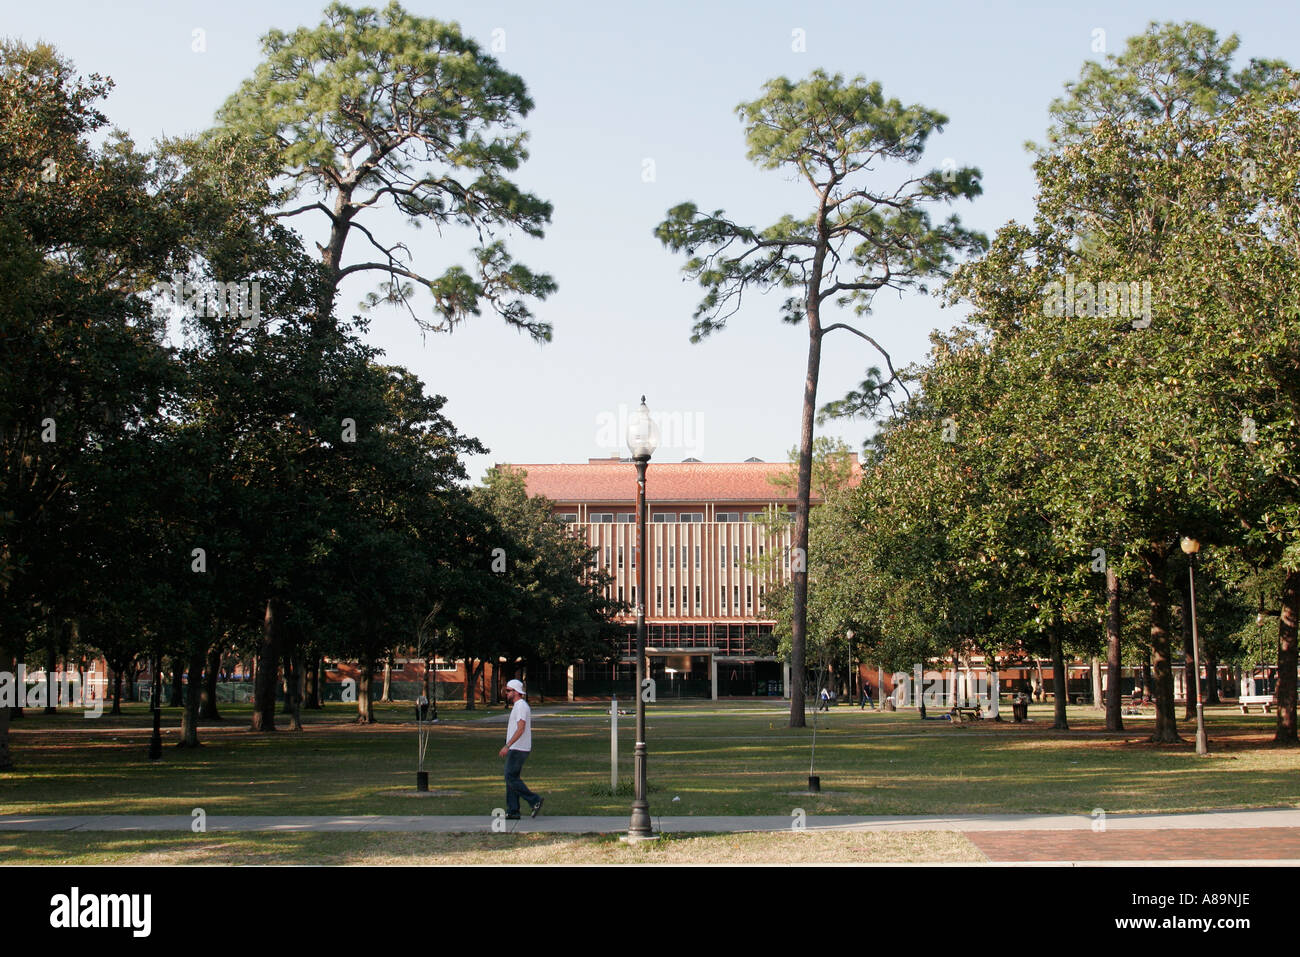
[2,807,1298,834]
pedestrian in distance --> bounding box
[819,687,831,712]
[860,681,874,710]
[499,679,543,820]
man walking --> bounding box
[498,679,543,820]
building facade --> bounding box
[514,456,860,699]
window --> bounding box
[694,545,701,568]
[733,545,739,567]
[695,585,701,609]
[590,512,614,523]
[681,546,687,567]
[759,545,765,558]
[652,512,677,523]
[734,585,739,607]
[680,512,703,523]
[669,545,675,568]
[618,586,624,603]
[656,545,662,567]
[434,658,458,672]
[721,587,728,610]
[746,545,752,562]
[620,513,636,523]
[631,586,637,605]
[716,511,740,523]
[719,546,726,567]
[656,585,662,609]
[784,547,790,569]
[669,586,675,609]
[745,511,765,522]
[604,546,611,567]
[618,546,624,569]
[555,513,578,523]
[633,547,638,567]
[746,585,753,609]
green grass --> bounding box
[2,699,1297,821]
[0,829,984,865]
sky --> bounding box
[7,0,1299,481]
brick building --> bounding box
[512,455,861,699]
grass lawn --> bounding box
[2,699,1297,826]
[0,829,984,865]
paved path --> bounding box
[2,807,1298,834]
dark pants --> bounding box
[504,748,539,815]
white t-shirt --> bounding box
[506,698,532,752]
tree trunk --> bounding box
[1050,629,1069,730]
[381,656,392,702]
[1090,657,1102,708]
[1180,572,1196,721]
[1105,567,1124,731]
[1275,569,1298,744]
[1147,554,1182,743]
[178,647,204,748]
[43,640,58,715]
[789,330,823,731]
[355,654,375,724]
[169,659,184,707]
[1141,659,1152,700]
[304,654,320,710]
[464,658,481,711]
[200,644,221,720]
[422,657,432,700]
[0,694,10,771]
[111,665,123,716]
[251,598,281,732]
[285,651,303,731]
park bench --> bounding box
[1239,694,1276,714]
[950,705,983,723]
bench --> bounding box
[1239,695,1276,714]
[950,705,984,723]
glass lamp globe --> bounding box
[626,396,660,459]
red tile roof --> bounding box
[504,458,860,504]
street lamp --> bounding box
[626,396,659,841]
[1181,537,1209,756]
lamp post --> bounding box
[1181,537,1209,756]
[626,396,659,840]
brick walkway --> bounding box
[966,826,1300,862]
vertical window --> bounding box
[746,545,752,562]
[746,585,753,609]
[656,585,662,609]
[695,585,701,609]
[633,547,638,567]
[618,546,624,569]
[733,545,739,567]
[604,546,611,567]
[657,545,662,567]
[668,545,674,568]
[681,545,687,567]
[719,546,726,567]
[733,585,739,607]
[694,545,701,568]
[669,586,675,609]
[618,586,624,602]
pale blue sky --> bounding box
[8,1,1298,480]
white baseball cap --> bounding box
[506,679,526,695]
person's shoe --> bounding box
[531,797,544,818]
[505,812,520,820]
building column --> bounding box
[566,665,574,702]
[710,655,717,701]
